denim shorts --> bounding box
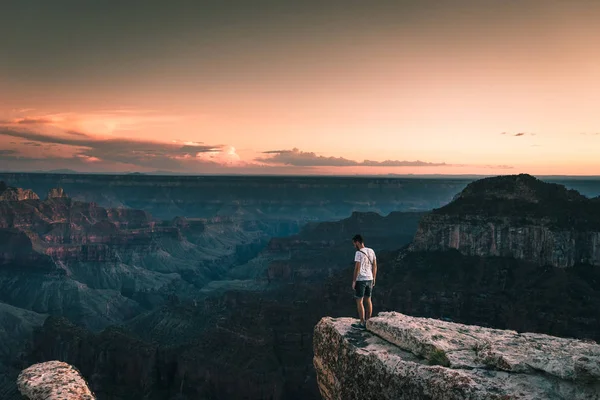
[354,280,373,299]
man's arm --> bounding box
[372,259,378,286]
[352,261,360,289]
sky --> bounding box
[1,0,600,176]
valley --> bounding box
[1,173,600,399]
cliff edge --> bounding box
[17,361,95,400]
[313,312,600,400]
[410,174,600,267]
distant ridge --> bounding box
[0,170,599,179]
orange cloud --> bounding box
[3,110,182,137]
[0,127,228,171]
[257,148,450,167]
[15,118,55,125]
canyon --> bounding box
[0,175,450,398]
[1,173,600,399]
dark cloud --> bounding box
[21,141,42,147]
[0,150,17,156]
[262,149,293,154]
[256,148,356,167]
[16,118,54,125]
[0,127,223,171]
[501,132,535,137]
[256,148,447,167]
[64,130,89,137]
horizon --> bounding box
[2,1,600,175]
[2,170,600,180]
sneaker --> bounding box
[351,321,366,330]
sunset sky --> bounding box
[1,0,599,175]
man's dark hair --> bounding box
[352,234,363,243]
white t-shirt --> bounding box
[354,247,376,281]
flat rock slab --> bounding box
[314,313,600,400]
[18,361,95,400]
[369,312,600,381]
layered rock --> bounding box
[314,312,600,400]
[0,182,39,201]
[0,183,305,400]
[46,187,68,199]
[410,174,600,267]
[18,361,95,399]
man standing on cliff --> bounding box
[351,234,377,330]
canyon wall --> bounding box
[411,174,600,267]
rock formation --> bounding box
[410,174,600,267]
[46,187,68,199]
[0,181,39,201]
[0,185,284,329]
[314,312,600,400]
[18,361,95,399]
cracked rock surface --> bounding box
[17,361,95,400]
[313,312,600,400]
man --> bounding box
[351,234,377,330]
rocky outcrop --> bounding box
[314,312,600,400]
[0,182,39,201]
[18,361,95,399]
[410,174,600,267]
[46,187,68,199]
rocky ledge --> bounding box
[313,312,600,400]
[17,361,95,399]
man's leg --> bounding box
[364,297,372,321]
[364,281,373,321]
[355,297,365,323]
[352,281,367,329]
